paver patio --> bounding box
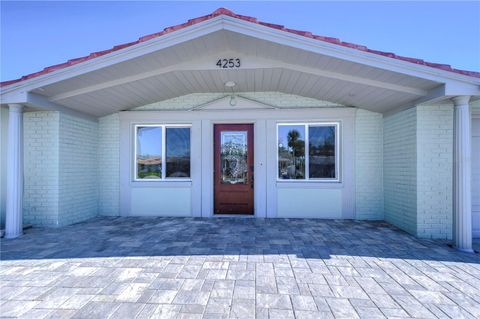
[1,217,479,318]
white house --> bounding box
[1,8,479,252]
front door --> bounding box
[214,124,254,214]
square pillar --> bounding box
[5,104,23,239]
[452,96,473,252]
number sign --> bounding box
[216,58,241,69]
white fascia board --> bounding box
[2,14,479,98]
[220,16,480,87]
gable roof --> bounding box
[1,7,479,88]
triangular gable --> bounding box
[1,7,478,89]
[191,95,277,111]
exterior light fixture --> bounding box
[224,81,235,88]
[225,81,237,107]
[229,95,237,106]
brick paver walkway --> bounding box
[1,217,479,318]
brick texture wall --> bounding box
[416,104,453,239]
[384,104,454,239]
[23,111,60,226]
[23,111,98,227]
[355,109,384,220]
[98,113,120,216]
[384,108,417,235]
[58,113,98,226]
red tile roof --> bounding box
[1,7,479,88]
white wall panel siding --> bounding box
[277,188,342,218]
[23,111,60,226]
[131,188,191,216]
[58,113,99,226]
[0,107,8,226]
[355,109,384,220]
[98,114,120,216]
[416,104,454,239]
[384,108,417,235]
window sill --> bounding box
[131,180,192,188]
[276,180,342,188]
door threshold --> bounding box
[213,214,255,218]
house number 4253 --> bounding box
[216,58,241,68]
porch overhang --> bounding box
[1,9,479,117]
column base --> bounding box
[456,247,475,253]
[4,232,23,239]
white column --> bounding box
[453,96,473,252]
[5,104,24,239]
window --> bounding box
[135,125,191,180]
[277,123,339,181]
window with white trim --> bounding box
[277,123,339,181]
[134,125,191,180]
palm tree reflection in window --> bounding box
[278,125,305,179]
[309,126,336,178]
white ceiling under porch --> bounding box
[1,13,479,117]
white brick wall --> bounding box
[472,99,480,111]
[384,108,417,235]
[355,109,384,220]
[98,113,120,216]
[23,111,99,227]
[383,104,454,239]
[58,113,98,226]
[416,104,453,239]
[23,111,60,226]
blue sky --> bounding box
[1,1,479,82]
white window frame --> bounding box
[133,123,192,182]
[276,122,340,182]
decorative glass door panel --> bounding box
[214,124,254,215]
[220,131,248,184]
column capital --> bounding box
[452,96,471,106]
[8,104,24,113]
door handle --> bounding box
[250,166,254,189]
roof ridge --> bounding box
[1,7,479,87]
